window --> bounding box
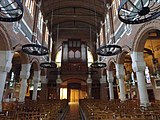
[37,11,43,33]
[45,26,49,44]
[75,50,81,59]
[25,0,35,15]
[112,0,120,19]
[69,50,74,59]
[87,48,93,67]
[55,47,62,68]
[105,14,110,33]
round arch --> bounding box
[19,51,30,64]
[116,50,130,64]
[30,58,40,71]
[107,58,116,71]
[41,68,46,76]
[132,20,160,52]
[0,24,12,50]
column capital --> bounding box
[41,76,47,84]
[131,52,146,72]
[107,71,114,83]
[0,51,14,72]
[116,64,125,79]
[56,74,62,84]
[20,64,31,79]
[87,74,92,84]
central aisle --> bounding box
[64,102,81,120]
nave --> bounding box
[1,98,160,120]
[64,102,81,120]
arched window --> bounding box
[69,50,74,59]
[55,48,62,68]
[25,0,35,16]
[87,49,94,67]
[75,50,81,59]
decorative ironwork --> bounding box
[90,62,106,68]
[0,0,23,22]
[22,44,48,56]
[118,0,160,24]
[97,44,122,56]
[40,61,57,68]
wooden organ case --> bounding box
[61,39,88,75]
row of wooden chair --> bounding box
[0,99,68,120]
[79,99,160,120]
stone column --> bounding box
[0,51,14,111]
[107,71,114,100]
[56,74,62,99]
[18,64,31,102]
[100,75,108,100]
[131,52,149,107]
[116,64,126,101]
[32,71,41,101]
[87,73,92,99]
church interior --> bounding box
[0,0,160,119]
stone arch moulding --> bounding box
[107,58,116,71]
[0,23,12,50]
[62,77,86,84]
[132,19,160,52]
[30,57,40,71]
[19,51,30,64]
[116,50,130,64]
[41,69,46,76]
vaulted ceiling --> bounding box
[41,0,110,52]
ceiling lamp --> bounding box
[96,0,122,57]
[97,44,122,56]
[118,0,160,24]
[22,44,48,56]
[22,0,48,56]
[40,61,57,68]
[90,62,106,68]
[40,9,57,69]
[0,0,23,22]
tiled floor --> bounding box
[64,102,81,120]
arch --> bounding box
[41,68,46,76]
[62,78,86,84]
[116,50,129,64]
[132,20,160,52]
[0,24,12,50]
[19,51,30,64]
[107,58,116,71]
[30,58,40,71]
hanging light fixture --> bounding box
[40,8,57,69]
[96,0,122,56]
[97,44,122,56]
[118,0,160,24]
[0,0,23,22]
[22,0,48,56]
[90,62,106,68]
[40,61,57,68]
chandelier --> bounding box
[40,9,57,69]
[0,0,23,22]
[22,0,48,56]
[118,0,160,24]
[97,44,122,56]
[40,61,57,68]
[22,44,48,56]
[90,62,106,68]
